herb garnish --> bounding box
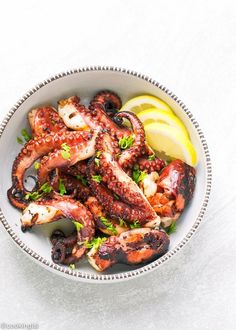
[148,154,156,161]
[119,218,127,227]
[132,165,147,184]
[59,178,66,195]
[17,128,32,144]
[92,175,102,183]
[100,216,117,234]
[72,221,84,231]
[25,182,52,201]
[69,264,76,270]
[76,174,88,186]
[130,220,141,229]
[166,222,177,234]
[118,135,134,150]
[61,143,71,160]
[34,162,40,170]
[84,237,107,250]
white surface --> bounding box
[0,0,235,329]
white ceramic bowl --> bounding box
[0,66,212,283]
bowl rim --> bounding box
[0,66,212,283]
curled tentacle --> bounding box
[114,111,146,169]
[7,130,95,210]
[87,228,170,271]
[90,90,122,117]
[21,196,95,263]
[61,160,88,177]
[28,106,68,137]
[58,96,130,139]
[148,160,196,225]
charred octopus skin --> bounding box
[148,159,196,222]
[28,106,68,137]
[90,90,122,118]
[87,228,170,271]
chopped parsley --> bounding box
[94,158,100,166]
[119,218,127,227]
[92,175,102,183]
[34,162,40,170]
[130,220,141,229]
[69,264,76,270]
[118,135,134,150]
[76,174,88,186]
[100,216,117,234]
[132,165,147,184]
[17,128,32,145]
[25,182,52,201]
[166,221,177,234]
[72,221,84,231]
[96,151,102,158]
[148,154,156,161]
[58,178,66,195]
[61,143,71,160]
[84,237,107,250]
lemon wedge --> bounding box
[120,95,173,115]
[145,123,197,166]
[138,108,189,139]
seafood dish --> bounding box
[7,90,196,272]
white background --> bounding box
[0,1,236,329]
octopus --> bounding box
[21,195,95,264]
[148,159,196,226]
[87,228,170,272]
[8,89,196,270]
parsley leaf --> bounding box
[100,216,117,234]
[69,264,76,270]
[34,162,40,170]
[25,182,52,201]
[130,220,141,229]
[72,221,84,231]
[58,178,66,195]
[61,143,71,160]
[132,165,147,184]
[21,129,31,142]
[96,151,102,157]
[76,174,88,186]
[166,222,177,234]
[118,135,134,150]
[17,137,24,145]
[94,158,100,166]
[92,175,102,183]
[148,154,156,161]
[84,237,107,250]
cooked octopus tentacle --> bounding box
[90,90,122,117]
[137,157,165,173]
[37,132,96,185]
[148,159,196,223]
[50,230,81,265]
[28,106,68,137]
[61,160,88,177]
[114,111,146,169]
[87,228,170,271]
[58,96,130,139]
[85,196,129,235]
[96,132,156,214]
[21,196,95,262]
[88,159,160,227]
[7,130,95,210]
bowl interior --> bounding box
[0,70,208,279]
